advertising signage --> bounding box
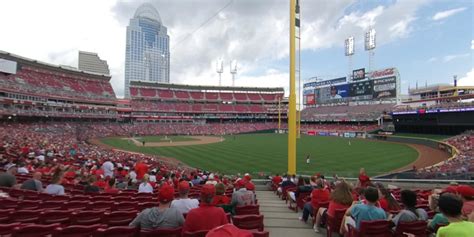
[352,68,366,81]
[373,77,396,99]
[303,77,346,89]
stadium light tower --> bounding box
[365,28,376,72]
[216,59,224,86]
[230,60,238,87]
[345,36,355,79]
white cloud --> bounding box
[0,0,429,97]
[458,68,474,86]
[471,40,474,50]
[427,57,437,63]
[432,7,466,21]
[442,53,470,62]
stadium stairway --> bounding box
[256,190,325,237]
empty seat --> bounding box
[39,210,71,225]
[0,222,21,235]
[139,227,182,237]
[9,210,41,223]
[71,210,104,225]
[232,215,264,231]
[182,230,208,237]
[12,223,60,237]
[52,224,104,237]
[235,205,260,215]
[393,220,428,237]
[93,226,139,237]
[347,220,391,237]
[102,211,137,227]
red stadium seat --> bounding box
[138,202,157,211]
[250,231,269,237]
[326,208,347,237]
[71,210,104,225]
[232,215,264,231]
[0,222,21,235]
[112,202,138,211]
[102,211,137,226]
[53,224,103,237]
[182,230,208,237]
[93,226,139,237]
[39,210,72,225]
[62,201,89,211]
[12,223,60,237]
[139,227,182,237]
[235,205,260,215]
[393,220,428,237]
[347,220,391,237]
[41,201,65,210]
[9,210,41,223]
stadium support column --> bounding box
[288,0,298,175]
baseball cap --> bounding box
[206,224,252,237]
[235,179,245,188]
[456,185,474,198]
[179,181,190,191]
[159,184,175,203]
[201,184,216,198]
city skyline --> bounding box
[0,0,472,98]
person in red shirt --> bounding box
[300,178,330,223]
[212,183,230,206]
[93,175,107,190]
[358,168,371,188]
[272,174,283,187]
[314,180,354,232]
[375,183,400,213]
[182,184,228,233]
[135,161,148,180]
[104,178,120,194]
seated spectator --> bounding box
[288,176,312,202]
[182,184,228,233]
[436,193,474,237]
[44,170,65,196]
[101,159,114,178]
[314,180,353,232]
[391,190,428,228]
[456,185,474,217]
[170,181,199,215]
[93,175,107,190]
[231,179,255,207]
[0,164,17,188]
[129,184,184,229]
[375,183,400,213]
[300,178,330,223]
[212,183,230,206]
[17,163,29,174]
[104,178,119,194]
[191,175,202,186]
[358,168,371,188]
[205,173,218,185]
[342,186,386,232]
[138,174,153,193]
[20,171,43,192]
[84,176,100,193]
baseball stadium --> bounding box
[0,1,473,237]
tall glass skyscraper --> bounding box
[124,3,170,98]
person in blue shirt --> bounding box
[342,187,387,233]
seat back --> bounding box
[71,210,104,225]
[358,220,391,237]
[235,205,260,215]
[394,220,428,237]
[102,211,137,226]
[9,210,41,223]
[39,210,72,225]
[182,230,208,237]
[250,230,269,237]
[52,224,103,237]
[232,215,264,231]
[326,208,348,237]
[12,224,60,237]
[0,223,21,235]
[139,227,182,237]
[93,226,138,237]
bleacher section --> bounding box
[301,103,395,121]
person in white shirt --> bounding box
[101,160,114,178]
[171,181,199,215]
[138,174,153,193]
[17,163,29,174]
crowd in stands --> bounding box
[302,103,394,121]
[0,66,115,102]
[300,123,379,133]
[270,168,474,237]
[130,100,269,114]
[0,121,266,235]
[393,101,474,113]
[415,131,474,180]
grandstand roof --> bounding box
[408,84,464,94]
[130,80,285,93]
[0,50,112,81]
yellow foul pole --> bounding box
[288,0,297,175]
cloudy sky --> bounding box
[0,0,472,98]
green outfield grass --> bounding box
[100,134,418,177]
[134,136,198,143]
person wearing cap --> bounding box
[0,164,17,188]
[456,185,474,217]
[183,184,229,233]
[170,180,199,215]
[212,183,230,206]
[231,179,255,207]
[129,184,184,229]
